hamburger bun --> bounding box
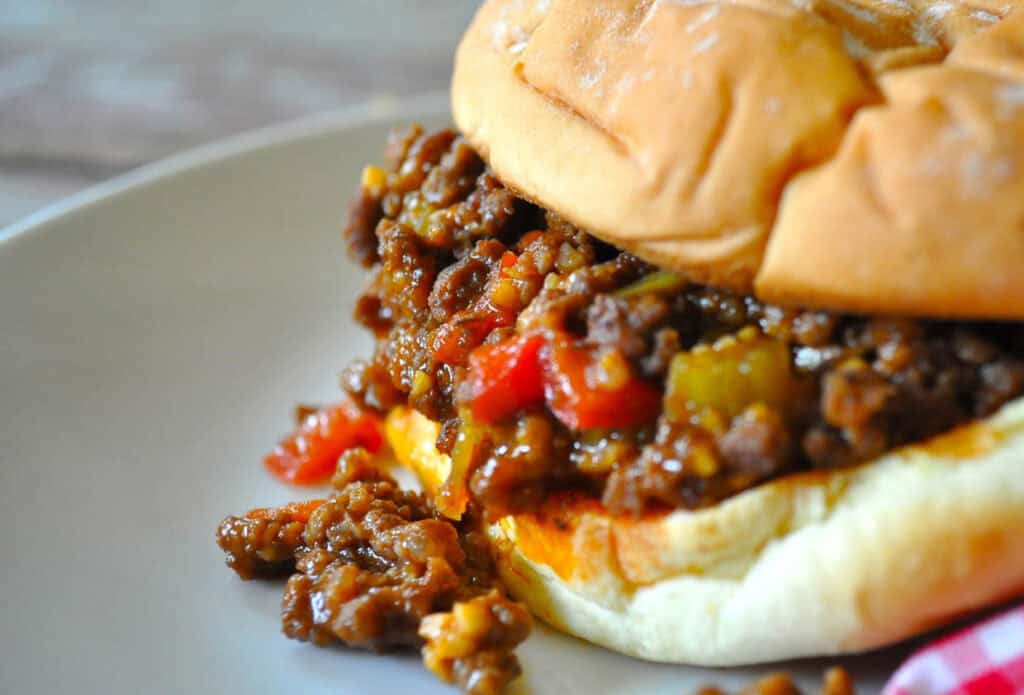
[452,0,1024,318]
[386,402,1024,665]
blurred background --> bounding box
[0,0,479,226]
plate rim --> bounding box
[0,90,451,246]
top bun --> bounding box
[452,0,1024,318]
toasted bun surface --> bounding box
[386,403,1024,665]
[452,0,1024,318]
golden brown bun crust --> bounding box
[452,0,1024,317]
[386,404,1024,665]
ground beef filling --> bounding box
[344,126,1024,517]
[216,450,530,695]
[698,667,855,695]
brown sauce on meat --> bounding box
[343,126,1024,517]
[698,667,855,695]
[216,449,530,695]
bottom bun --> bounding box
[385,401,1024,666]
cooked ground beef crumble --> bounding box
[217,448,530,695]
[697,667,855,695]
[342,125,1024,517]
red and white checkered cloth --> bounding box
[883,604,1024,695]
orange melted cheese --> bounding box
[505,493,595,581]
[505,492,681,585]
[912,420,1007,459]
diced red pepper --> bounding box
[432,315,498,365]
[463,330,661,430]
[264,400,384,485]
[430,252,523,366]
[431,302,519,365]
[499,251,517,272]
[430,251,532,366]
[465,333,546,422]
[542,339,662,430]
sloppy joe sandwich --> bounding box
[344,0,1024,666]
[216,0,1024,691]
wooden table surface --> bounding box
[0,0,479,226]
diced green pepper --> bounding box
[665,330,795,422]
[614,270,686,299]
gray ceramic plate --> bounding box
[0,93,907,694]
